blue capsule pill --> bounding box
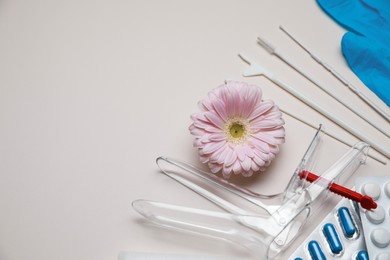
[294,258,303,260]
[308,240,326,260]
[356,250,369,260]
[338,207,356,238]
[323,223,343,254]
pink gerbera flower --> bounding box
[189,81,285,178]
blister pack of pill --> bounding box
[355,176,390,260]
[288,197,368,260]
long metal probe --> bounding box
[279,25,390,123]
[256,35,390,138]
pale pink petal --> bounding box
[253,155,265,167]
[251,119,281,130]
[248,138,270,153]
[189,124,204,136]
[199,155,209,163]
[209,133,226,142]
[204,126,222,133]
[233,160,242,174]
[241,156,252,172]
[251,160,260,172]
[242,170,253,177]
[248,100,274,121]
[252,132,278,145]
[216,145,229,164]
[224,147,237,167]
[254,148,271,161]
[200,134,211,143]
[209,163,222,173]
[236,145,246,161]
[222,163,234,177]
[204,111,224,129]
[243,145,255,158]
[202,141,225,155]
[212,98,228,120]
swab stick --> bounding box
[256,35,390,137]
[238,53,390,159]
[279,25,390,123]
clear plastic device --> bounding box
[132,126,369,259]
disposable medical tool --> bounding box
[279,108,386,165]
[256,35,390,137]
[133,127,370,259]
[238,53,390,159]
[279,25,390,122]
[299,171,377,211]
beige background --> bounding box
[0,0,389,259]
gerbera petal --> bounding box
[204,111,224,129]
[248,100,274,121]
[212,98,228,121]
[252,132,278,145]
[243,145,255,158]
[248,138,270,153]
[233,160,242,174]
[242,170,253,177]
[224,147,237,167]
[251,160,260,172]
[202,141,225,155]
[189,124,204,136]
[208,163,222,173]
[241,156,252,172]
[222,164,234,177]
[251,119,284,130]
[253,154,265,167]
[209,133,226,142]
[235,145,246,161]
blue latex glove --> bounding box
[317,0,390,106]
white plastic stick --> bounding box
[256,35,390,138]
[279,108,386,165]
[279,25,390,123]
[238,53,390,159]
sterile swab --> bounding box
[279,108,386,165]
[256,35,390,138]
[238,53,390,159]
[279,25,390,123]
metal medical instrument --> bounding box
[238,53,390,159]
[132,127,370,259]
[279,25,390,123]
[256,34,390,137]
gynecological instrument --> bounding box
[279,108,386,165]
[279,25,390,122]
[238,53,390,159]
[256,35,390,137]
[299,171,377,210]
[132,127,370,259]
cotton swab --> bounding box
[238,53,390,159]
[279,25,390,123]
[256,35,390,138]
[279,108,386,165]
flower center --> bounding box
[229,123,245,138]
[224,117,250,144]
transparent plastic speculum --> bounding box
[132,125,369,259]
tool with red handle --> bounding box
[299,170,377,211]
